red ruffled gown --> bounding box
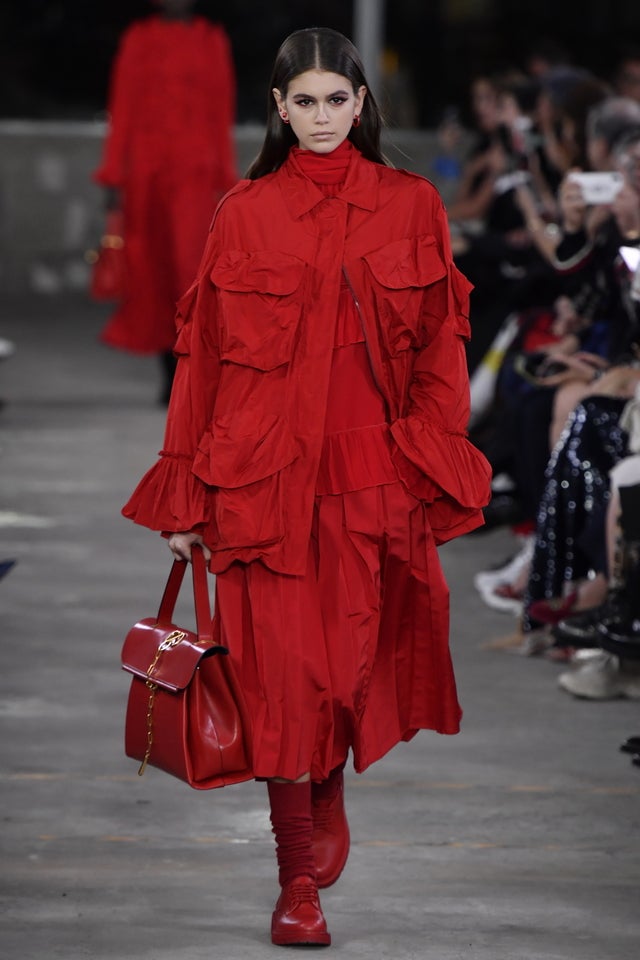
[212,143,462,783]
[94,15,237,354]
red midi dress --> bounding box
[212,148,462,783]
[93,15,237,354]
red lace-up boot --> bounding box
[271,875,331,946]
[267,780,331,946]
[312,764,350,888]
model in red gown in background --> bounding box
[94,0,237,401]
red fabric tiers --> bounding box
[293,141,399,497]
[212,142,462,782]
[316,276,397,494]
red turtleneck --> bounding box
[292,141,396,494]
[292,139,353,193]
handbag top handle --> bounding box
[156,545,213,644]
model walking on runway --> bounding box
[124,26,491,947]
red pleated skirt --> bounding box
[212,279,462,781]
[213,480,461,782]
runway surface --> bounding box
[1,294,639,959]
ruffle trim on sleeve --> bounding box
[92,165,122,188]
[391,415,492,508]
[122,452,210,532]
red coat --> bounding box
[123,146,492,568]
[94,15,237,353]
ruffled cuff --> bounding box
[122,452,210,532]
[92,163,123,189]
[391,415,492,507]
[391,415,491,543]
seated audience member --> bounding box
[462,77,610,379]
[525,38,573,81]
[554,399,640,760]
[452,73,560,371]
[535,121,640,441]
[474,102,640,620]
[446,74,503,226]
[534,67,607,178]
[501,265,639,649]
[613,45,640,104]
[556,445,640,700]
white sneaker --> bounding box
[478,581,524,615]
[491,472,517,494]
[558,652,640,700]
[474,535,534,594]
[0,338,15,360]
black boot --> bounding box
[551,589,628,647]
[554,482,640,648]
[478,492,526,532]
[618,482,640,541]
[598,617,640,660]
[597,483,640,659]
[159,351,177,406]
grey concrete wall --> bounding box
[0,122,448,295]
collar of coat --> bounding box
[278,143,380,219]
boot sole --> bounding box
[271,931,331,946]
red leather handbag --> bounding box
[121,546,253,789]
[87,210,128,302]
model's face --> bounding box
[273,70,366,153]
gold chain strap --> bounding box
[138,630,187,776]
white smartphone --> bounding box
[620,245,640,272]
[568,171,624,205]
[494,170,531,196]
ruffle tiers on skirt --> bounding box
[214,464,462,783]
[128,272,464,782]
[213,308,462,782]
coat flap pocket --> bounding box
[364,234,447,289]
[172,282,200,355]
[175,281,199,328]
[211,250,305,295]
[450,265,473,337]
[193,412,299,488]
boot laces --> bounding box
[287,879,320,908]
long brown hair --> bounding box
[246,27,386,179]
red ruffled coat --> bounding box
[125,146,491,563]
[124,144,492,778]
[94,15,237,353]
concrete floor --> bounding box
[1,294,639,960]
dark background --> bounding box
[1,0,640,126]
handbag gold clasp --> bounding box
[158,629,187,652]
